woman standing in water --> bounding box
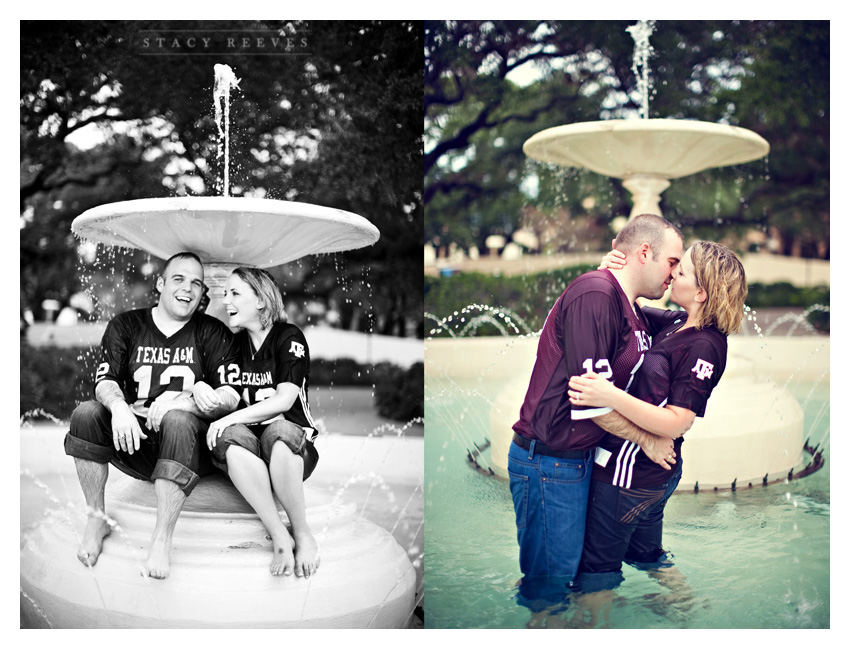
[192,267,320,578]
[568,241,747,590]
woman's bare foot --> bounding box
[270,534,295,577]
[143,538,172,579]
[77,514,112,567]
[293,530,320,578]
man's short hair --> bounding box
[161,252,203,276]
[614,214,683,260]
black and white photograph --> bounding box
[20,19,424,629]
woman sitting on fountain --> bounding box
[567,241,747,590]
[191,267,320,578]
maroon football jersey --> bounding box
[94,307,241,417]
[513,269,651,451]
[593,308,728,488]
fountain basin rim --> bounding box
[523,118,770,180]
[70,196,381,267]
[72,196,379,234]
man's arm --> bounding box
[95,379,128,411]
[95,380,148,453]
[592,410,676,470]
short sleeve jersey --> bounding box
[95,307,241,418]
[234,322,316,434]
[513,269,651,451]
[592,308,728,488]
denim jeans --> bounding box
[64,400,212,496]
[210,419,319,481]
[577,464,682,592]
[508,440,593,580]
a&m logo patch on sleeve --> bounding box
[691,358,714,381]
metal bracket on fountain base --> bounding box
[465,438,494,476]
[691,443,826,493]
[20,473,416,629]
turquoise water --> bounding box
[424,377,829,629]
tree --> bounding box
[21,20,424,332]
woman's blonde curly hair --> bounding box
[690,241,747,335]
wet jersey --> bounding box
[513,269,651,451]
[234,322,316,436]
[592,307,728,488]
[95,307,241,418]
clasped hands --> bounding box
[192,381,236,450]
[569,372,676,469]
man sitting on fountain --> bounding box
[64,251,241,579]
[509,214,683,609]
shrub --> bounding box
[745,282,829,308]
[310,358,375,386]
[426,265,596,337]
[426,269,831,337]
[372,362,424,422]
[806,308,830,334]
[20,343,97,420]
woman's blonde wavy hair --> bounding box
[232,267,287,329]
[690,241,747,335]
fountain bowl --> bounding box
[427,334,827,492]
[71,197,380,268]
[522,119,769,181]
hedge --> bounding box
[425,264,596,337]
[426,269,830,337]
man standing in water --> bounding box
[509,214,683,608]
[64,252,241,579]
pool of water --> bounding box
[424,376,829,629]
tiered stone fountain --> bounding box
[20,66,415,628]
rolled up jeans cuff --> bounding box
[64,432,113,464]
[151,458,200,496]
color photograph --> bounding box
[424,19,829,629]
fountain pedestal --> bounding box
[621,175,671,219]
[202,262,240,323]
[21,473,415,628]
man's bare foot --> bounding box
[77,514,112,567]
[293,530,319,578]
[143,539,172,579]
[270,534,295,577]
